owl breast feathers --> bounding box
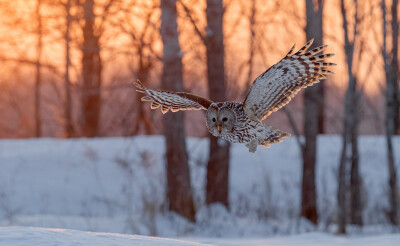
[135,39,335,153]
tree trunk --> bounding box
[386,129,398,226]
[244,0,256,92]
[388,0,399,225]
[317,76,325,133]
[350,113,362,225]
[301,0,323,224]
[35,0,42,137]
[337,132,348,234]
[64,0,74,138]
[382,0,399,226]
[337,0,362,233]
[205,0,230,208]
[392,0,400,135]
[81,0,102,137]
[314,4,325,135]
[160,0,195,222]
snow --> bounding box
[189,232,400,245]
[0,227,208,246]
[1,227,400,246]
[0,136,399,242]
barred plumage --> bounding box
[243,39,335,121]
[135,80,212,113]
[135,39,335,153]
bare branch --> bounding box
[178,0,207,44]
[282,108,304,151]
[0,56,62,77]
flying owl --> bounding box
[135,39,335,152]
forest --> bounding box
[0,0,399,243]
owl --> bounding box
[135,39,335,152]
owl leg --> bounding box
[245,140,258,153]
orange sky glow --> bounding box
[0,0,389,94]
[0,0,395,137]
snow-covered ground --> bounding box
[0,136,399,242]
[188,233,400,246]
[1,227,400,246]
[0,227,208,246]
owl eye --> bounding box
[222,117,228,122]
[212,118,216,122]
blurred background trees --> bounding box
[0,0,394,137]
[160,0,195,222]
[337,0,362,234]
[381,0,399,227]
[0,0,399,232]
[204,0,231,208]
[301,0,324,225]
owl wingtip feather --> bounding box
[286,44,296,56]
[134,79,146,91]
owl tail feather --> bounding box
[261,127,291,148]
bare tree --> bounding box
[80,0,102,137]
[337,0,362,234]
[35,0,43,137]
[243,0,256,92]
[133,50,154,136]
[160,0,195,222]
[64,0,74,137]
[115,1,160,135]
[205,0,230,208]
[1,0,77,138]
[180,0,230,207]
[301,0,323,225]
[392,0,400,136]
[381,0,399,226]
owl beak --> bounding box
[217,125,221,133]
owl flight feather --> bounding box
[135,39,335,153]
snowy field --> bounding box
[0,227,207,246]
[1,227,400,246]
[0,136,399,244]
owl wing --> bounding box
[134,80,213,114]
[243,39,335,121]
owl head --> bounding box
[206,105,236,135]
